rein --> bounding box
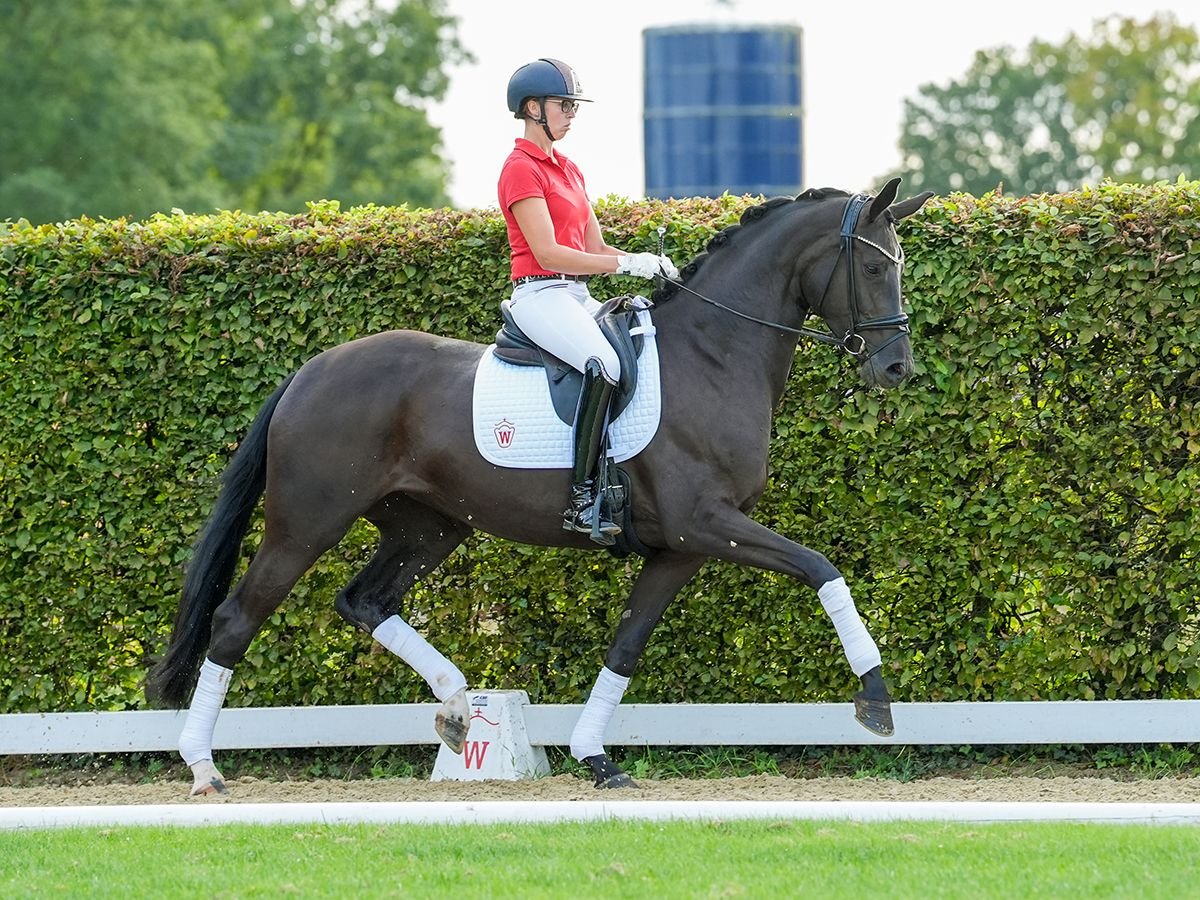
[661,193,909,361]
[659,277,849,349]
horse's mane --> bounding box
[651,188,850,304]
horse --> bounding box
[147,178,934,794]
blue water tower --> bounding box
[643,24,803,199]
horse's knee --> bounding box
[802,551,840,590]
[604,606,672,677]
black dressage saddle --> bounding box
[491,296,651,426]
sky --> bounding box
[426,1,1200,209]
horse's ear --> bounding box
[867,177,901,223]
[889,190,936,222]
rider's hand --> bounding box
[616,252,675,280]
[656,254,680,280]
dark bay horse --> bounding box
[148,178,933,793]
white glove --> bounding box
[616,252,678,280]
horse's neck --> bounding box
[651,200,832,406]
[652,277,802,406]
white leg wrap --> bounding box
[569,667,630,762]
[373,615,467,703]
[178,658,233,766]
[818,578,883,676]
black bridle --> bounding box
[662,193,910,361]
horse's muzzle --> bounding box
[860,348,913,389]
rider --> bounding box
[498,58,678,544]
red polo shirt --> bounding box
[497,138,591,280]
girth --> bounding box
[493,296,650,426]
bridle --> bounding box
[661,193,909,361]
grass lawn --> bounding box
[2,819,1198,898]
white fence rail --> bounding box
[2,701,1199,755]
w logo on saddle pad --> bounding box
[472,308,662,469]
[493,419,516,449]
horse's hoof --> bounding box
[583,754,637,789]
[190,778,228,797]
[189,760,228,797]
[435,687,470,754]
[597,771,636,789]
[854,693,895,737]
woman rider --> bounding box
[498,57,678,545]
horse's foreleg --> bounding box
[686,506,893,736]
[816,576,891,734]
[572,552,705,788]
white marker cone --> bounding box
[431,690,550,782]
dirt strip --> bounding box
[4,773,1199,806]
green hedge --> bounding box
[1,182,1197,713]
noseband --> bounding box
[809,193,910,359]
[664,193,909,361]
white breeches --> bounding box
[507,280,621,383]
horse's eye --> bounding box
[864,263,882,276]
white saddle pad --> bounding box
[472,309,661,469]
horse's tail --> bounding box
[146,373,297,708]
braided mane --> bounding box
[651,188,849,304]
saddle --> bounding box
[492,295,652,426]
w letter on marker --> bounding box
[463,741,490,769]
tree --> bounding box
[0,0,466,223]
[199,0,468,213]
[0,0,227,223]
[896,14,1200,196]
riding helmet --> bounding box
[506,58,591,118]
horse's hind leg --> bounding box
[181,520,354,796]
[335,494,475,752]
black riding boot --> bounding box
[564,359,621,543]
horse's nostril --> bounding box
[887,361,911,380]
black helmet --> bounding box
[506,58,590,119]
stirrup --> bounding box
[563,486,621,543]
[562,505,622,538]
